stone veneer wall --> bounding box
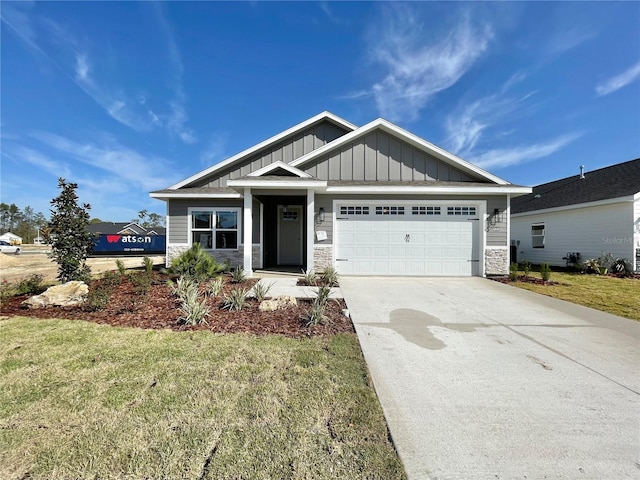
[313,246,333,271]
[485,248,509,275]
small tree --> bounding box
[46,178,94,283]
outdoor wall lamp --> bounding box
[318,207,325,223]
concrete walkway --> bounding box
[252,275,342,299]
[340,276,640,479]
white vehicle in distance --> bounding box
[0,240,21,254]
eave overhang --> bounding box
[324,185,532,195]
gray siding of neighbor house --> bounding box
[313,194,508,246]
[301,129,482,182]
[487,197,508,247]
[191,120,350,188]
[168,198,260,244]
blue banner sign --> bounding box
[92,234,166,255]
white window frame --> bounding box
[188,207,242,250]
[531,223,545,249]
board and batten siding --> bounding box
[314,194,508,246]
[167,198,260,244]
[192,120,349,188]
[301,129,481,182]
[511,201,635,267]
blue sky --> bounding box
[2,1,639,222]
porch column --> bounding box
[243,188,253,276]
[306,189,315,272]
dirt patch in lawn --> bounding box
[491,275,560,286]
[1,272,353,338]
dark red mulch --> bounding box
[1,272,353,338]
[490,275,560,286]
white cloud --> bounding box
[366,5,493,122]
[74,53,90,82]
[200,133,228,165]
[29,131,176,191]
[5,147,72,179]
[471,133,581,170]
[595,61,640,96]
[547,27,595,54]
[444,75,536,156]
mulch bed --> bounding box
[1,272,354,338]
[490,275,560,285]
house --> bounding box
[150,112,531,277]
[511,159,640,271]
[0,232,22,245]
[87,222,166,236]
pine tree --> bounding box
[46,178,94,283]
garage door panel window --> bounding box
[532,224,545,248]
[447,206,477,216]
[412,206,441,215]
[191,209,239,250]
[340,206,369,215]
[376,206,405,215]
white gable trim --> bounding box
[247,161,312,178]
[290,118,509,185]
[227,178,327,189]
[169,112,356,189]
[150,192,243,199]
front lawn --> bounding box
[0,317,405,480]
[508,272,640,321]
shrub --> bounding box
[168,244,228,282]
[16,274,46,296]
[85,285,112,311]
[170,276,198,300]
[101,270,121,287]
[305,284,332,327]
[320,267,339,287]
[207,277,224,297]
[251,281,274,302]
[584,258,600,274]
[509,263,519,281]
[115,259,126,276]
[142,256,154,273]
[301,268,318,286]
[231,267,247,283]
[179,288,209,325]
[222,287,249,311]
[597,253,615,272]
[0,279,14,306]
[130,272,152,296]
[521,260,532,277]
[540,263,551,282]
[611,258,633,275]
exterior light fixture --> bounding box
[318,207,325,223]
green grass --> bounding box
[511,272,640,321]
[0,317,405,480]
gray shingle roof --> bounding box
[511,159,640,214]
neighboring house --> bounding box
[87,222,166,236]
[0,232,22,245]
[511,159,640,271]
[150,112,530,277]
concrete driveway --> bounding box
[340,277,639,480]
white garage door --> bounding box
[334,204,480,276]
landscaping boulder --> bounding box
[258,295,297,312]
[22,281,89,309]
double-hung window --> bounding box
[531,223,545,248]
[191,209,240,249]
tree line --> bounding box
[1,203,164,244]
[0,203,48,243]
